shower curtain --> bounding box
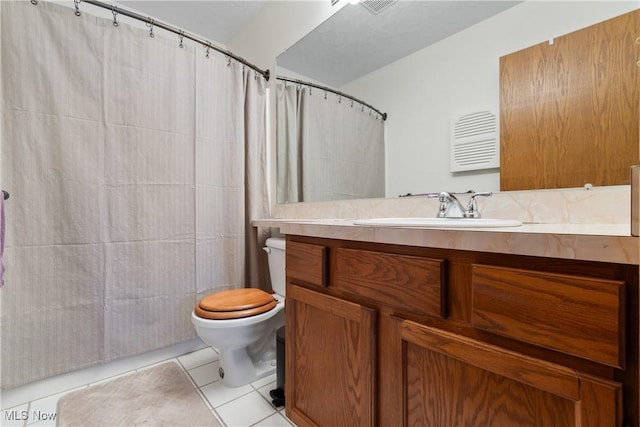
[276,82,385,203]
[0,1,269,390]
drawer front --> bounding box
[471,264,625,368]
[335,248,446,318]
[286,240,328,288]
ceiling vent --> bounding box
[360,0,397,15]
[450,111,499,172]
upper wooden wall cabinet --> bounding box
[500,9,640,191]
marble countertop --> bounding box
[253,218,638,265]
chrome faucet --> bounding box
[427,191,492,218]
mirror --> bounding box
[276,0,638,203]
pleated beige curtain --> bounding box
[0,1,269,390]
[276,84,302,204]
[276,82,385,203]
[243,74,271,290]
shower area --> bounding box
[275,78,386,204]
[0,1,269,390]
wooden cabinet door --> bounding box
[397,319,622,427]
[285,284,377,427]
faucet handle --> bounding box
[464,192,492,218]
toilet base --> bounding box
[218,347,276,388]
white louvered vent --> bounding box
[361,0,398,15]
[450,111,499,172]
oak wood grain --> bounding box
[471,264,625,368]
[401,320,581,401]
[401,320,623,427]
[334,248,446,318]
[578,374,623,427]
[500,9,640,190]
[285,284,376,427]
[286,240,328,288]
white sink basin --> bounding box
[353,217,522,228]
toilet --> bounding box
[191,237,286,387]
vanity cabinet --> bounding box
[284,236,638,427]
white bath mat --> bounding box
[56,362,221,427]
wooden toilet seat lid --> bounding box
[195,288,277,320]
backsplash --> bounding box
[271,185,631,225]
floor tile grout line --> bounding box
[208,375,281,410]
[162,358,227,427]
[184,360,221,388]
[179,358,220,372]
[175,360,216,412]
[212,389,281,427]
[192,383,227,426]
[176,347,220,371]
[254,385,278,408]
[205,387,256,410]
[248,410,291,427]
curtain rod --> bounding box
[31,0,270,81]
[277,76,387,121]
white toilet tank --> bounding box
[265,237,286,295]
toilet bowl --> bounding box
[191,237,286,388]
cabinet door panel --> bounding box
[406,343,575,426]
[399,319,622,427]
[286,285,376,427]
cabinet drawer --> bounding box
[335,248,446,318]
[471,264,625,367]
[286,240,328,288]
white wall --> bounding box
[340,1,638,197]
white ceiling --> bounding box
[120,1,269,46]
[119,1,521,87]
[278,1,522,87]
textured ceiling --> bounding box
[119,1,521,88]
[278,1,522,87]
[120,1,269,46]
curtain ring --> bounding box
[74,0,81,16]
[205,45,210,59]
[112,8,119,27]
[324,91,327,100]
[350,100,354,108]
[227,56,232,67]
[30,0,37,5]
[146,19,155,38]
[338,95,342,104]
[178,31,184,48]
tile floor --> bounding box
[0,342,294,427]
